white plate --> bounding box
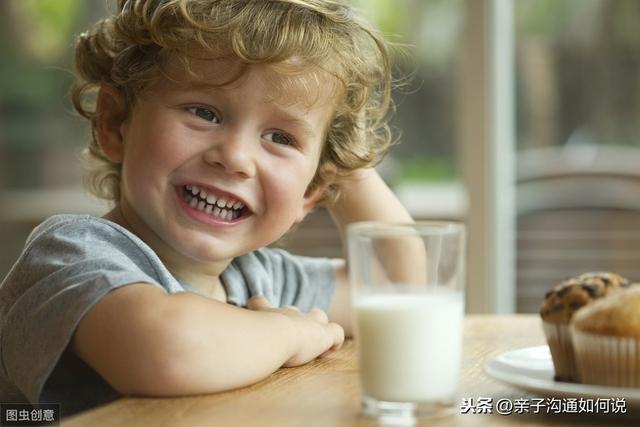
[484,345,640,405]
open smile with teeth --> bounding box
[181,184,248,221]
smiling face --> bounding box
[98,59,336,273]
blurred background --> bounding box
[2,0,640,313]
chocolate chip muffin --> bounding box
[540,272,630,323]
[571,285,640,387]
[539,272,630,382]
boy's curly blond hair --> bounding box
[71,0,395,205]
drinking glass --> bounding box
[348,221,466,422]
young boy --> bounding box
[0,0,412,415]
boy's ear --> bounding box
[96,85,127,163]
[296,184,327,223]
[296,163,337,223]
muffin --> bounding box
[571,285,640,387]
[539,272,630,382]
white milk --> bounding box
[355,289,464,403]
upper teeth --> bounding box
[185,184,245,210]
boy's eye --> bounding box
[187,106,219,123]
[264,131,294,146]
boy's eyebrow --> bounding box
[270,111,316,138]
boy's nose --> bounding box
[202,133,256,178]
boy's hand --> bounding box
[329,168,413,243]
[247,296,344,367]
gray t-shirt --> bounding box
[0,214,336,415]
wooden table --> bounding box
[63,315,637,426]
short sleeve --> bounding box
[221,248,336,311]
[0,216,170,405]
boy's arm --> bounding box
[72,284,343,397]
[326,168,414,337]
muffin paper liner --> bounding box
[572,328,640,387]
[542,321,579,382]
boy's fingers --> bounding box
[319,323,345,358]
[247,295,271,310]
[283,305,300,312]
[329,322,345,349]
[308,308,328,323]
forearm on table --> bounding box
[155,292,297,395]
[74,286,297,397]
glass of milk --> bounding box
[347,221,466,421]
